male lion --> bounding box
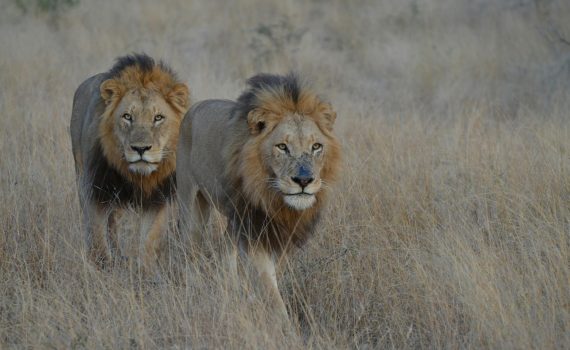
[70,53,190,269]
[177,73,340,316]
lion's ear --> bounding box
[247,108,267,135]
[100,79,122,105]
[320,102,337,131]
[167,83,190,112]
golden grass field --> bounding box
[1,0,569,348]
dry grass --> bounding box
[1,0,569,348]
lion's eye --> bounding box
[312,143,323,151]
[122,113,132,121]
[276,143,288,152]
[154,115,165,122]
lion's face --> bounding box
[110,90,180,175]
[99,75,188,178]
[261,115,330,210]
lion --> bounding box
[70,53,190,269]
[176,73,341,316]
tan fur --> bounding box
[236,103,340,248]
[227,89,340,250]
[177,73,341,316]
[70,54,189,268]
[98,65,188,196]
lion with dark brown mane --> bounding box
[70,53,190,269]
[176,73,340,316]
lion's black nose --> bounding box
[131,145,152,156]
[292,176,314,188]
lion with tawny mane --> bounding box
[70,53,189,268]
[177,73,340,316]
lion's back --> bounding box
[70,73,107,174]
[179,99,235,170]
[177,99,240,207]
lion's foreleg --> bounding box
[84,202,111,268]
[245,244,288,318]
[179,188,211,258]
[107,208,124,265]
[142,205,168,271]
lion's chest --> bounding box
[230,204,321,252]
[88,154,174,209]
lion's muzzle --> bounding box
[131,145,152,156]
[125,143,160,163]
[125,143,161,175]
[279,162,322,210]
[291,162,315,190]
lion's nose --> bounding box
[292,176,314,188]
[131,145,152,156]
